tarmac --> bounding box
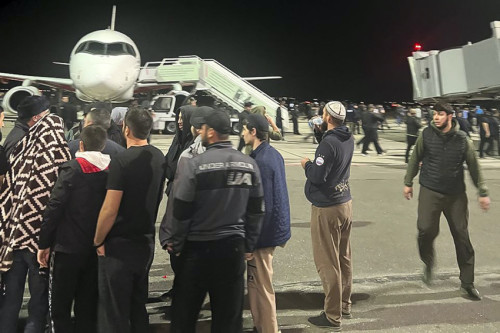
[11,119,500,332]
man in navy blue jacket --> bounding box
[301,101,354,331]
[243,113,291,333]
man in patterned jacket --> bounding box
[0,95,71,333]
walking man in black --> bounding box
[169,109,264,333]
[404,102,490,300]
[405,108,422,163]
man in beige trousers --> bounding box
[301,101,354,332]
[243,114,291,332]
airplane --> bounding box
[0,6,281,114]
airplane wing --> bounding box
[0,72,74,91]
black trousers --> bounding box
[0,249,48,333]
[171,236,245,333]
[361,128,383,154]
[479,136,492,157]
[417,186,475,286]
[97,239,154,333]
[50,251,98,333]
[291,116,299,134]
[405,135,417,163]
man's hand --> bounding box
[37,248,50,267]
[245,253,254,261]
[479,196,490,211]
[301,157,310,169]
[403,186,413,200]
[96,244,105,257]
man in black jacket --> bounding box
[360,104,385,155]
[301,101,354,331]
[67,108,125,158]
[405,109,422,163]
[38,125,110,332]
[170,109,264,333]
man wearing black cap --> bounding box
[243,113,291,333]
[170,109,264,333]
[3,95,50,158]
[404,102,490,301]
[301,101,354,331]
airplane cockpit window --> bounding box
[75,43,86,54]
[75,41,136,56]
[125,44,136,57]
[107,43,126,55]
[86,42,106,55]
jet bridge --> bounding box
[408,21,500,104]
[138,56,288,129]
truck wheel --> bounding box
[165,122,177,134]
[231,122,240,135]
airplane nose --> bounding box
[81,64,126,99]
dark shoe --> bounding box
[461,285,481,300]
[422,265,433,286]
[307,312,341,331]
[342,311,352,319]
[294,132,302,135]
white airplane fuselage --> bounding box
[69,29,141,102]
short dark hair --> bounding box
[124,107,153,140]
[87,108,111,129]
[434,102,454,114]
[243,118,269,141]
[80,125,107,151]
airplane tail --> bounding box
[110,5,116,31]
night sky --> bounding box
[1,0,500,102]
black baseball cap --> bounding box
[205,109,231,134]
[244,101,254,107]
[190,106,213,129]
[245,113,269,132]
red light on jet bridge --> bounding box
[414,43,422,51]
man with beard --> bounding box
[404,102,490,300]
[169,109,264,333]
[302,101,354,331]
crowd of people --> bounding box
[0,94,492,333]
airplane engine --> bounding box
[1,86,41,114]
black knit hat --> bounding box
[17,95,50,119]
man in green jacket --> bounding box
[403,102,490,301]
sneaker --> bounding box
[422,264,433,286]
[361,153,368,156]
[461,285,481,301]
[307,312,341,331]
[342,311,353,319]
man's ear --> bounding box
[79,140,85,152]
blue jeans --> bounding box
[0,249,48,333]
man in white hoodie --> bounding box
[38,125,111,333]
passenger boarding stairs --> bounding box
[138,56,288,128]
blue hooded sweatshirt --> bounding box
[304,125,354,207]
[250,141,291,248]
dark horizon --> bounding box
[1,0,500,103]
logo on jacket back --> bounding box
[227,171,253,186]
